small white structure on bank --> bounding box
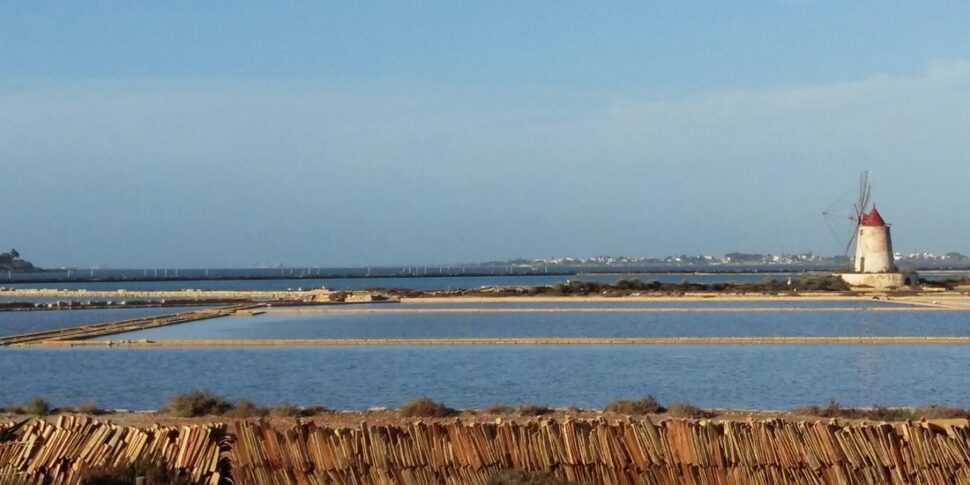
[837,175,917,289]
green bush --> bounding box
[162,391,232,417]
[399,397,456,418]
[604,395,666,415]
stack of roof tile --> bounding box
[228,418,970,485]
[7,417,970,484]
[0,416,229,485]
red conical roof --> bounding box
[860,205,887,226]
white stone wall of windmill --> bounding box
[853,206,894,273]
[827,171,917,290]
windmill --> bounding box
[822,170,872,258]
[824,171,911,288]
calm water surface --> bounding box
[0,306,199,336]
[103,307,970,340]
[5,301,970,411]
[1,345,969,410]
[0,296,135,304]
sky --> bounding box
[2,1,969,268]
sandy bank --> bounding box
[258,306,952,315]
[403,293,970,308]
[23,335,970,348]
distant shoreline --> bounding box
[6,266,970,286]
[0,267,851,285]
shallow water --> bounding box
[5,301,970,411]
[0,296,135,304]
[2,344,970,410]
[102,306,970,340]
[0,306,201,336]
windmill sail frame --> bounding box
[843,170,872,256]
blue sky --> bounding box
[2,2,969,267]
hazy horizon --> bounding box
[6,249,956,272]
[3,2,969,268]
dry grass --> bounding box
[793,400,853,418]
[517,404,553,417]
[267,402,300,417]
[484,404,515,415]
[7,397,52,416]
[666,402,714,419]
[224,400,269,418]
[301,405,333,416]
[791,400,910,421]
[28,397,52,416]
[790,400,969,421]
[916,405,968,419]
[3,398,102,416]
[178,398,332,419]
[76,401,102,415]
[605,395,666,415]
[399,397,457,418]
[269,403,305,417]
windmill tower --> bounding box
[853,205,895,273]
[836,171,915,289]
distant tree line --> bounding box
[534,277,851,295]
[723,253,767,263]
[0,249,36,272]
[384,276,853,298]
